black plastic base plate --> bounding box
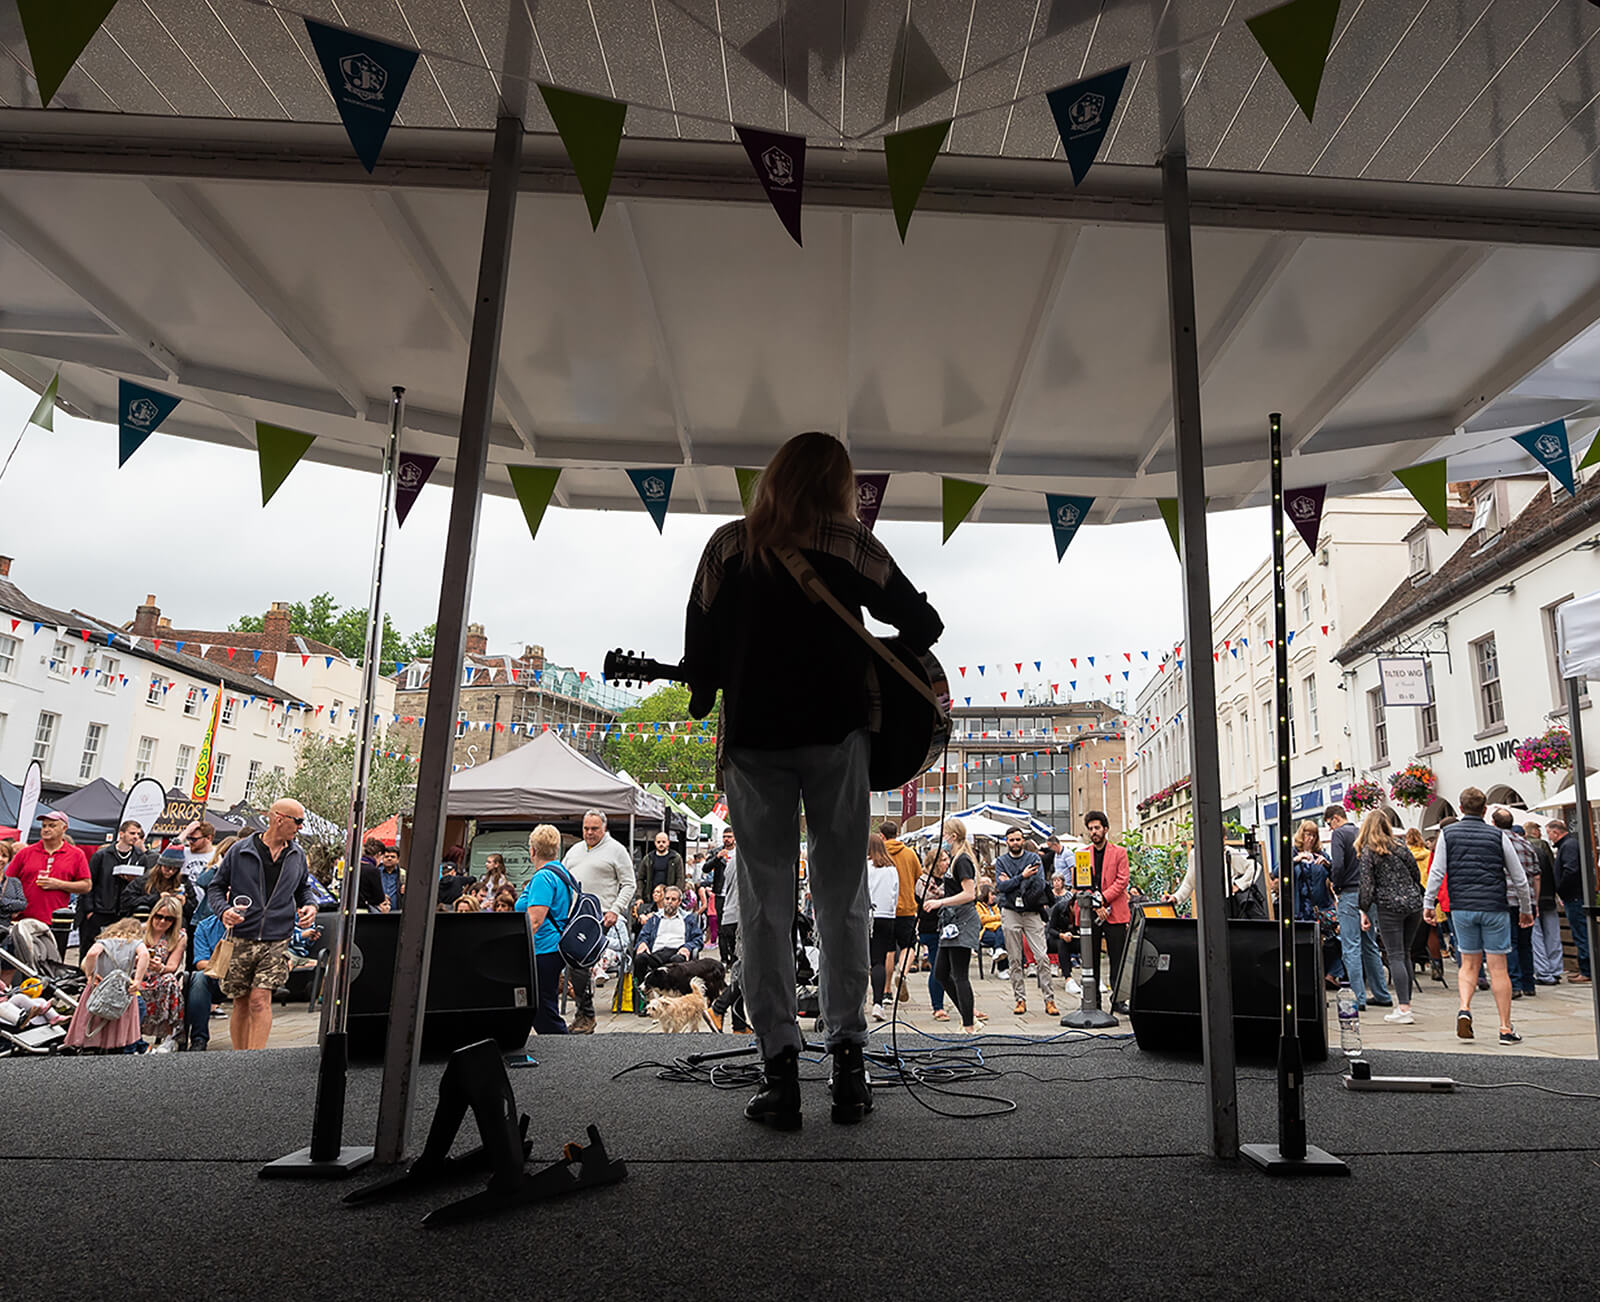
[259,1145,375,1179]
[1060,1008,1120,1029]
[1240,1142,1350,1176]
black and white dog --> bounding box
[639,957,727,1005]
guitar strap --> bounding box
[774,546,945,715]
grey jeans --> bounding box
[1002,908,1055,1002]
[723,729,871,1058]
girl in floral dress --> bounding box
[140,894,188,1052]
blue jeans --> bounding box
[185,972,223,1048]
[1335,893,1390,1007]
[1562,896,1591,977]
[920,931,945,1011]
[724,728,871,1058]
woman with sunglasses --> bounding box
[122,845,198,930]
[140,894,188,1052]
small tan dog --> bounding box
[646,976,709,1033]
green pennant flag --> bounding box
[1157,499,1182,557]
[734,467,760,513]
[507,465,562,542]
[539,84,627,230]
[1245,0,1341,124]
[18,0,120,108]
[27,372,59,432]
[884,119,951,242]
[256,422,316,506]
[1579,431,1600,472]
[1394,458,1449,531]
[942,477,986,543]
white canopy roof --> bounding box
[447,730,665,821]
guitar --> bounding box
[602,645,951,792]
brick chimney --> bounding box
[465,622,488,657]
[0,556,11,578]
[522,643,545,672]
[262,601,292,650]
[131,594,160,636]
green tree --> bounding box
[602,683,718,814]
[251,733,416,835]
[231,593,432,670]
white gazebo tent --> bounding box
[448,731,664,822]
[7,0,1600,1163]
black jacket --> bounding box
[1555,832,1583,899]
[1329,822,1360,893]
[83,845,153,917]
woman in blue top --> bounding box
[516,824,573,1035]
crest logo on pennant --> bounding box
[858,480,881,510]
[397,459,427,491]
[1288,493,1318,522]
[1535,430,1564,460]
[1054,501,1081,530]
[340,51,387,102]
[640,474,668,501]
[1067,91,1106,135]
[126,397,160,429]
[761,146,795,189]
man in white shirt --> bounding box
[561,809,636,1033]
[180,820,217,882]
[631,887,706,1015]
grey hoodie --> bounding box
[205,833,317,942]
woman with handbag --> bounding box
[1356,810,1425,1026]
[63,917,150,1053]
[682,431,943,1130]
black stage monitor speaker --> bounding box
[338,910,538,1060]
[1129,918,1327,1062]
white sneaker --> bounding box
[594,971,609,986]
[1066,978,1083,996]
[1382,1009,1415,1024]
[870,1003,887,1022]
[153,1038,177,1053]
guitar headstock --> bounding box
[603,648,681,688]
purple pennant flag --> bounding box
[736,126,806,247]
[1284,484,1327,552]
[855,473,889,530]
[394,452,438,526]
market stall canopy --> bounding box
[447,731,665,820]
[1531,773,1600,812]
[50,777,127,830]
[953,803,1056,840]
[5,2,1600,522]
[0,775,106,840]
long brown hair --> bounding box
[744,431,856,560]
[144,858,182,895]
[1294,820,1321,854]
[144,893,185,949]
[868,831,892,867]
[1354,809,1393,857]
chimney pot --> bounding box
[464,623,487,657]
[131,593,161,637]
[0,556,11,578]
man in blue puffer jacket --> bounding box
[1423,787,1532,1045]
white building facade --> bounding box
[1336,473,1599,823]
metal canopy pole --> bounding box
[1160,148,1238,1161]
[1562,676,1600,1050]
[261,386,406,1179]
[1241,413,1347,1175]
[373,114,524,1166]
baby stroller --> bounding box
[0,921,82,1056]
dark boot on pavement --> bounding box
[570,1013,597,1034]
[829,1042,873,1125]
[745,1046,801,1130]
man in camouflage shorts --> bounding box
[221,938,293,1002]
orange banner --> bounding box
[190,684,224,803]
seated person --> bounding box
[975,879,1006,957]
[0,969,66,1030]
[491,889,517,913]
[631,887,704,1017]
[184,909,226,1052]
[632,883,668,929]
[454,895,480,913]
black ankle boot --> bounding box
[745,1047,802,1130]
[829,1043,873,1125]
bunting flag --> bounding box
[627,468,676,532]
[1284,484,1327,552]
[1045,493,1095,561]
[1394,459,1449,531]
[884,119,951,242]
[118,380,180,466]
[304,19,419,173]
[855,473,889,531]
[1245,0,1341,124]
[1045,65,1131,186]
[17,0,120,107]
[507,466,562,542]
[941,477,987,543]
[394,451,438,526]
[539,84,627,229]
[256,422,316,505]
[736,126,806,247]
[735,467,761,512]
[1581,429,1600,472]
[26,371,58,432]
[1157,498,1182,558]
[1512,420,1576,497]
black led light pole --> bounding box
[1242,413,1347,1176]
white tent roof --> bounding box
[447,730,664,820]
[5,1,1600,520]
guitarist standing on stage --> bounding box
[683,432,943,1130]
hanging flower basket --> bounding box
[1343,779,1385,814]
[1388,762,1438,807]
[1513,727,1573,794]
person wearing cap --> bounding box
[4,809,90,926]
[82,820,154,952]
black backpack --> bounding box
[544,862,607,967]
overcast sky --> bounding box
[0,372,1272,708]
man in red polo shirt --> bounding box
[5,808,91,924]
